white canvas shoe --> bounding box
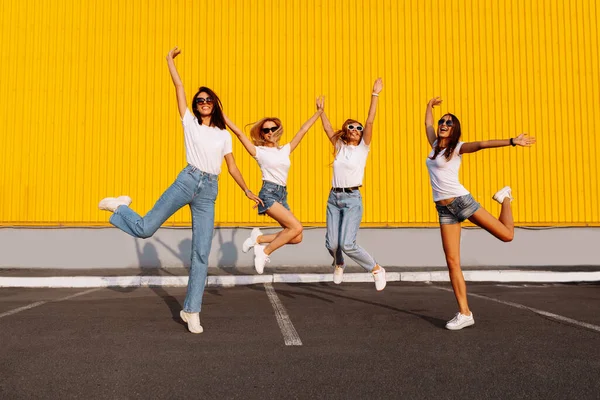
[492,186,513,204]
[333,265,344,284]
[445,312,475,330]
[373,266,387,291]
[253,244,270,274]
[180,310,203,334]
[98,196,132,212]
[242,228,263,253]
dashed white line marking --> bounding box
[0,288,101,319]
[433,286,600,333]
[264,283,302,346]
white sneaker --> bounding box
[98,196,132,212]
[373,266,386,291]
[242,228,262,253]
[333,265,344,284]
[253,244,270,274]
[445,312,475,330]
[180,310,203,334]
[492,186,513,204]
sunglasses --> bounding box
[261,126,279,134]
[438,118,453,126]
[347,125,363,131]
[194,97,214,105]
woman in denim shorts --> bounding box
[319,78,387,291]
[224,97,324,273]
[425,97,536,330]
[98,47,262,334]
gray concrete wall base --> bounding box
[0,227,597,269]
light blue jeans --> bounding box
[325,189,377,271]
[110,165,218,313]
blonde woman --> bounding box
[424,97,536,330]
[224,97,324,273]
[319,79,386,291]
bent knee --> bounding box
[500,232,514,243]
[290,232,303,244]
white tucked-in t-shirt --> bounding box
[181,109,232,175]
[425,141,470,201]
[332,140,370,188]
[254,144,291,186]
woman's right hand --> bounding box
[166,47,181,61]
[428,97,443,108]
[316,96,325,113]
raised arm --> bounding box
[319,99,337,146]
[224,153,264,208]
[289,96,324,153]
[460,134,537,154]
[362,78,383,146]
[223,114,257,157]
[165,47,188,118]
[425,97,442,147]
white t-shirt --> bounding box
[425,141,470,201]
[332,140,370,188]
[254,144,291,186]
[181,109,232,175]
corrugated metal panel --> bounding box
[0,0,598,227]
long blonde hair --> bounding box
[248,117,284,146]
[331,119,362,157]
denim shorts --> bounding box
[258,181,290,215]
[435,194,481,224]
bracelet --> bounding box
[510,138,516,147]
[244,189,252,193]
[372,93,379,97]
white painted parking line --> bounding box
[0,288,101,319]
[264,283,302,346]
[433,286,600,333]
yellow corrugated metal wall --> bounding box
[0,0,598,227]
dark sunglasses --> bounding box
[347,124,363,131]
[261,126,279,134]
[438,118,453,126]
[194,97,214,105]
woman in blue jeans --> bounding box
[319,78,386,291]
[98,47,262,334]
[424,97,536,330]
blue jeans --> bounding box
[435,194,481,224]
[257,181,290,215]
[110,165,218,313]
[325,189,377,271]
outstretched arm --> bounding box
[223,114,257,157]
[362,78,383,146]
[289,96,324,153]
[319,98,337,146]
[165,47,187,118]
[460,134,537,154]
[424,97,442,147]
[224,153,264,209]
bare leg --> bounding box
[440,223,471,316]
[468,199,514,242]
[257,232,302,245]
[261,203,303,256]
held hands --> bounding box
[513,133,537,147]
[245,190,264,209]
[166,47,181,61]
[373,78,383,94]
[428,97,443,108]
[316,95,325,113]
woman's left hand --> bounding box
[373,78,383,94]
[246,190,264,209]
[513,133,537,147]
[316,95,325,112]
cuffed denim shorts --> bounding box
[258,181,290,215]
[435,194,481,224]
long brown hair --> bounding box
[248,117,283,146]
[429,113,462,161]
[192,87,226,130]
[331,119,363,157]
